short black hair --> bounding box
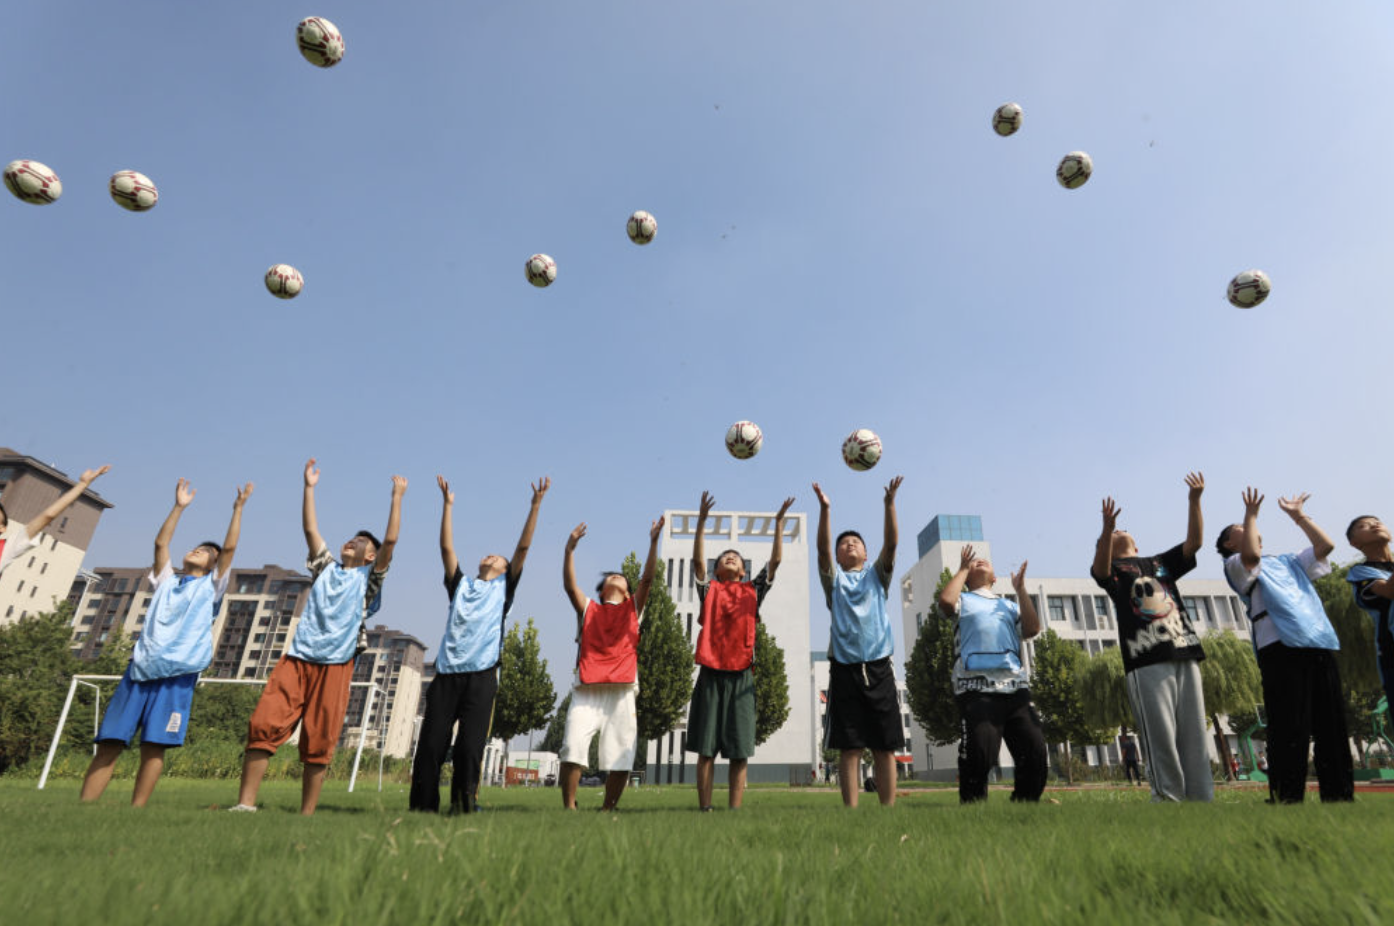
[835,530,865,550]
[595,571,631,596]
[713,549,745,573]
[198,540,223,557]
[1215,525,1237,559]
[355,530,382,553]
[0,501,7,528]
[1347,515,1380,543]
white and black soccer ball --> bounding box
[265,264,304,299]
[297,17,345,68]
[724,421,763,460]
[1056,151,1093,189]
[109,170,159,212]
[841,429,882,472]
[3,160,62,205]
[525,254,557,288]
[992,103,1023,137]
[627,210,657,245]
[1227,270,1271,309]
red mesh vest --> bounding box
[695,580,758,671]
[577,597,639,684]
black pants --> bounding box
[956,689,1048,803]
[1256,643,1353,803]
[1123,758,1142,784]
[409,668,499,813]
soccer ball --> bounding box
[992,103,1023,137]
[724,421,763,460]
[1227,270,1271,309]
[627,210,657,245]
[525,254,557,288]
[842,429,882,471]
[3,160,62,205]
[265,264,304,299]
[109,170,158,212]
[296,17,345,68]
[1056,151,1093,189]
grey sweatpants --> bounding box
[1125,659,1213,803]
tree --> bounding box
[903,568,959,747]
[1198,630,1263,780]
[1030,629,1112,782]
[1315,563,1381,693]
[752,623,790,746]
[626,553,693,771]
[0,607,81,773]
[186,684,263,744]
[1079,645,1133,733]
[539,691,570,754]
[493,618,556,753]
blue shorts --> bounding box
[95,667,199,747]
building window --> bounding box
[29,587,36,598]
[59,516,68,531]
[1094,596,1111,627]
[237,575,266,595]
[1047,596,1066,622]
[27,556,35,569]
[14,581,22,593]
[39,562,46,575]
[5,606,13,618]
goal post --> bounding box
[37,675,387,793]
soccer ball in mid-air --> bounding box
[627,210,657,245]
[992,103,1023,137]
[842,429,882,471]
[265,264,304,299]
[109,170,159,212]
[525,254,557,288]
[3,160,62,204]
[724,421,763,460]
[1056,151,1093,189]
[1227,270,1271,309]
[297,17,345,68]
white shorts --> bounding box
[561,683,638,771]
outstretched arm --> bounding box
[1182,472,1205,558]
[938,544,976,617]
[302,458,325,555]
[375,476,407,573]
[26,465,110,537]
[1091,497,1120,581]
[692,491,715,583]
[1239,487,1263,570]
[218,483,253,576]
[437,475,458,579]
[1278,493,1334,561]
[875,476,903,576]
[1013,561,1040,639]
[634,516,665,618]
[767,496,795,582]
[813,483,832,575]
[154,478,195,575]
[510,477,550,581]
[563,523,588,625]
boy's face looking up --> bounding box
[967,558,995,590]
[1221,524,1260,556]
[599,573,630,603]
[835,532,867,571]
[182,545,219,575]
[1110,531,1139,559]
[341,535,378,568]
[477,554,508,580]
[1348,517,1390,551]
[714,550,746,582]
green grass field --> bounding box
[2,779,1390,926]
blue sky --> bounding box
[6,2,1394,717]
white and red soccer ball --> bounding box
[1227,270,1271,309]
[842,429,882,471]
[4,160,62,205]
[1056,151,1093,189]
[992,103,1023,137]
[525,254,557,288]
[724,421,763,460]
[627,210,657,245]
[297,17,345,68]
[109,170,159,212]
[265,264,304,299]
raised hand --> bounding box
[699,491,716,520]
[233,483,254,508]
[1242,487,1264,517]
[1012,560,1029,590]
[567,522,587,550]
[1185,472,1205,498]
[812,482,830,509]
[775,496,795,520]
[531,476,551,504]
[650,515,666,543]
[437,475,454,504]
[884,475,904,505]
[304,458,320,488]
[959,544,976,572]
[1101,497,1121,529]
[175,478,196,508]
[391,475,408,496]
[1278,493,1311,518]
[79,465,111,486]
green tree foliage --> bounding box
[625,553,694,745]
[186,685,263,744]
[1030,629,1112,782]
[0,607,84,773]
[1079,645,1133,733]
[903,569,959,747]
[752,623,790,746]
[539,691,570,754]
[1199,630,1263,779]
[1315,563,1381,692]
[493,618,556,743]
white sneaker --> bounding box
[227,804,258,813]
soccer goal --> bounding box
[37,675,388,793]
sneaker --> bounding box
[699,806,714,813]
[227,804,258,813]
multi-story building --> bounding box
[0,448,112,625]
[343,625,427,758]
[899,514,1252,780]
[645,505,814,784]
[810,651,916,780]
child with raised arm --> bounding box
[558,515,663,811]
[0,463,110,575]
[1090,473,1211,803]
[231,459,405,816]
[1216,489,1353,802]
[410,474,549,814]
[813,476,905,808]
[687,491,794,811]
[937,544,1047,803]
[80,478,251,806]
[1346,515,1394,711]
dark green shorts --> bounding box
[685,666,756,760]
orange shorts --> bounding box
[245,655,354,765]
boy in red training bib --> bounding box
[559,515,663,811]
[687,491,794,811]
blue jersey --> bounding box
[823,561,893,664]
[952,590,1029,695]
[1224,551,1338,651]
[435,569,516,674]
[129,564,226,681]
[287,547,384,664]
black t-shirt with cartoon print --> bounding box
[1092,543,1205,673]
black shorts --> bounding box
[825,656,905,751]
